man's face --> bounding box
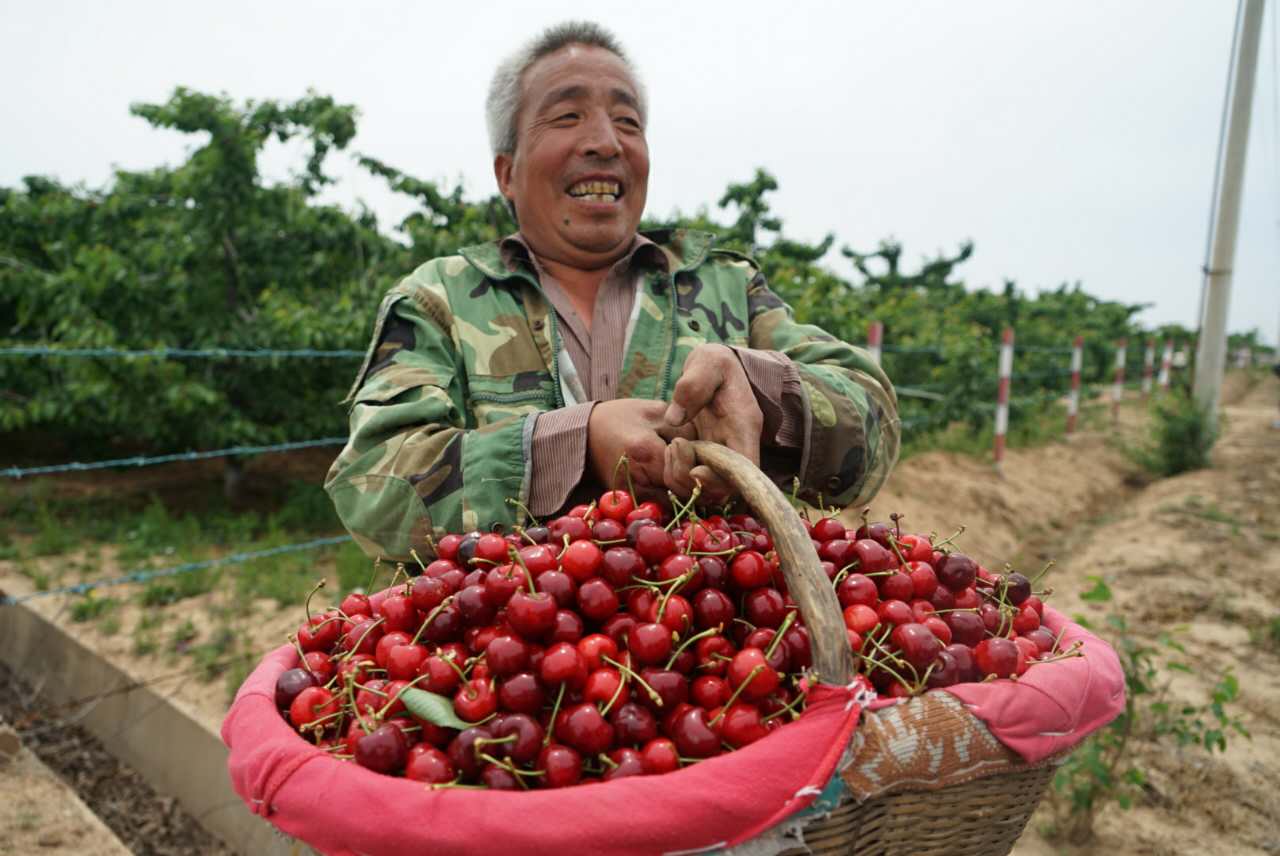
[495,44,649,270]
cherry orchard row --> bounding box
[869,322,1187,468]
[274,484,1074,789]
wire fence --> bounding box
[0,328,1197,608]
[2,437,348,479]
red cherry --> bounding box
[692,588,735,630]
[691,675,731,709]
[410,575,450,612]
[584,667,627,707]
[890,622,944,671]
[669,707,720,758]
[549,609,585,644]
[417,653,462,694]
[540,642,588,688]
[876,599,913,626]
[744,588,787,628]
[639,737,679,774]
[907,561,939,599]
[561,540,604,582]
[344,618,385,657]
[603,747,646,781]
[297,612,341,652]
[354,723,409,774]
[289,686,338,729]
[720,703,769,748]
[518,544,558,575]
[484,635,528,677]
[576,578,620,622]
[923,616,952,645]
[386,642,429,681]
[340,592,371,618]
[577,633,620,671]
[1014,637,1038,674]
[974,637,1020,678]
[561,703,615,754]
[497,672,544,714]
[549,515,591,543]
[600,546,646,587]
[374,631,411,669]
[538,744,583,788]
[727,648,780,700]
[507,590,557,638]
[435,533,463,562]
[811,517,845,541]
[937,553,978,591]
[610,701,659,745]
[634,525,677,565]
[455,584,496,626]
[647,595,693,635]
[1024,595,1045,617]
[952,587,981,611]
[275,668,316,710]
[1012,604,1041,635]
[1023,627,1056,655]
[852,539,894,573]
[536,570,577,608]
[837,574,879,608]
[879,571,915,602]
[898,534,934,562]
[627,622,673,665]
[592,518,627,542]
[695,636,735,677]
[843,604,879,635]
[405,744,456,784]
[302,651,334,684]
[490,712,545,763]
[946,610,985,647]
[453,678,497,722]
[376,594,418,634]
[729,550,771,590]
[598,489,635,522]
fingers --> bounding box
[663,438,734,502]
[664,346,727,428]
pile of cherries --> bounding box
[274,491,1068,789]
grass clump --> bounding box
[1130,391,1218,477]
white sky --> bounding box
[4,1,1278,344]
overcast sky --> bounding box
[4,1,1278,344]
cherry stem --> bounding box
[339,617,385,662]
[507,547,538,595]
[1026,641,1084,666]
[885,534,911,569]
[1031,560,1055,585]
[363,558,383,596]
[288,634,309,666]
[408,595,455,646]
[600,671,628,717]
[710,665,765,726]
[409,549,428,573]
[764,611,797,660]
[439,651,469,684]
[889,512,904,540]
[603,656,663,706]
[505,496,540,526]
[376,673,430,718]
[656,570,695,621]
[302,579,326,624]
[665,624,723,670]
[932,525,967,552]
[664,485,702,532]
[860,630,915,689]
[597,752,618,770]
[543,683,567,746]
[762,690,806,722]
[612,453,638,504]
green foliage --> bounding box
[1131,391,1218,477]
[69,592,117,623]
[1047,608,1250,844]
[2,88,1201,469]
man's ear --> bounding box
[494,153,515,202]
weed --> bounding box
[1047,603,1249,844]
[69,593,117,623]
[336,542,374,595]
[190,626,240,681]
[1128,390,1218,477]
[267,482,341,534]
[132,612,162,657]
[139,568,218,606]
[1249,616,1280,652]
[99,614,121,636]
[30,501,76,556]
[170,619,198,652]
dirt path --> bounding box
[1010,374,1280,855]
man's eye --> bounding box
[555,113,579,122]
[616,116,641,128]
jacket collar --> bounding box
[459,229,715,285]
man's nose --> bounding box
[578,110,622,159]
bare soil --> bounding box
[1,373,1276,854]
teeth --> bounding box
[568,180,621,197]
[577,193,617,202]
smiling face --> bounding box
[494,44,650,271]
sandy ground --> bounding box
[0,372,1276,854]
[0,722,132,855]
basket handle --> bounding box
[687,439,855,687]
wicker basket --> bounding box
[685,440,1057,856]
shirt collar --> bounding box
[497,232,670,282]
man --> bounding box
[326,21,899,560]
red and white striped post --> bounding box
[993,327,1014,470]
[1141,339,1156,397]
[1066,335,1083,435]
[1158,339,1173,389]
[1111,339,1127,424]
[866,321,883,366]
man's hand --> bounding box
[662,344,764,502]
[588,399,697,499]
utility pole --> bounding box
[1194,0,1267,419]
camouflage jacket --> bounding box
[326,229,899,560]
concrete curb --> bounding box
[0,602,305,856]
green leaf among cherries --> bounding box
[401,687,471,730]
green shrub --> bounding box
[1133,391,1218,476]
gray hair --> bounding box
[486,20,647,157]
